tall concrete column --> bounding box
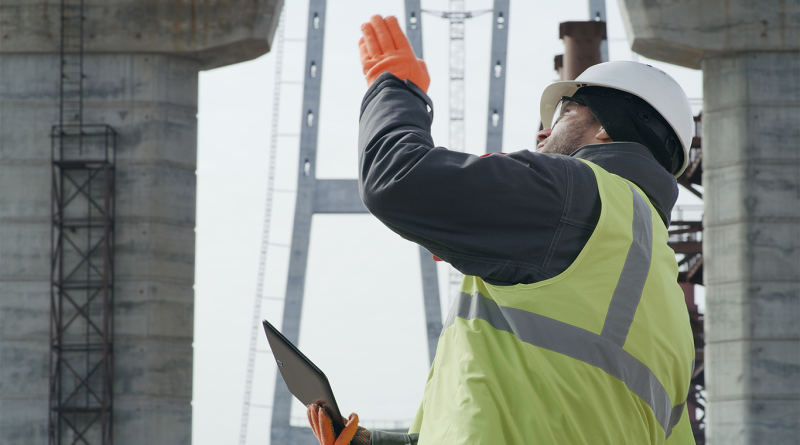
[558,21,606,81]
[618,1,800,443]
[0,1,282,443]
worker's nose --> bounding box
[537,127,552,142]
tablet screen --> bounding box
[262,319,346,433]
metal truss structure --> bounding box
[424,0,508,307]
[668,113,705,444]
[446,0,467,320]
[49,125,116,445]
[49,1,116,443]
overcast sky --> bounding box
[192,1,704,443]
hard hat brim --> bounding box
[538,62,694,177]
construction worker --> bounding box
[306,15,696,445]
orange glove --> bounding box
[359,15,430,93]
[307,402,369,445]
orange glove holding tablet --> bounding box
[359,15,430,93]
[262,319,369,445]
[307,402,369,445]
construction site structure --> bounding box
[263,1,511,442]
[485,0,510,154]
[669,116,706,444]
[448,0,466,158]
[239,13,287,445]
[48,2,117,443]
[421,0,507,311]
[618,0,799,443]
[588,0,609,62]
[0,1,282,443]
[558,21,607,81]
[265,2,444,443]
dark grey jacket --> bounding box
[359,72,679,287]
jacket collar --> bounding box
[572,142,678,227]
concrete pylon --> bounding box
[0,1,282,443]
[558,21,607,81]
[618,1,800,443]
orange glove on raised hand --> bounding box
[307,402,370,445]
[359,15,430,93]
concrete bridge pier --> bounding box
[618,1,800,443]
[0,1,282,443]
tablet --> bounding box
[262,319,346,433]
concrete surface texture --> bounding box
[619,1,800,444]
[618,0,800,69]
[0,1,282,443]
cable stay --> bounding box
[238,11,286,445]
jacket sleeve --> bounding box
[358,72,599,285]
[370,431,419,445]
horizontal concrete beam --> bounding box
[0,0,284,70]
[618,0,800,68]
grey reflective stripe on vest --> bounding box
[442,187,686,438]
[601,186,653,347]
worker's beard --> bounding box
[538,115,598,156]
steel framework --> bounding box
[49,0,116,443]
[485,0,509,154]
[49,124,116,445]
[424,2,498,306]
[669,113,705,444]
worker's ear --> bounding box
[595,126,612,142]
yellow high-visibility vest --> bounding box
[409,160,696,445]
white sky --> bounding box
[192,1,704,443]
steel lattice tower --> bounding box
[435,0,510,306]
[49,1,116,443]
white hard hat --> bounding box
[540,61,693,177]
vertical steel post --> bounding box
[445,0,467,320]
[559,21,606,81]
[50,125,115,445]
[485,0,509,154]
[269,2,328,444]
[405,0,443,367]
[587,0,608,62]
[50,0,115,443]
[268,2,445,441]
[405,0,424,58]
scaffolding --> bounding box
[669,113,705,444]
[49,125,116,445]
[49,0,116,443]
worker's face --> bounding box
[536,101,602,156]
